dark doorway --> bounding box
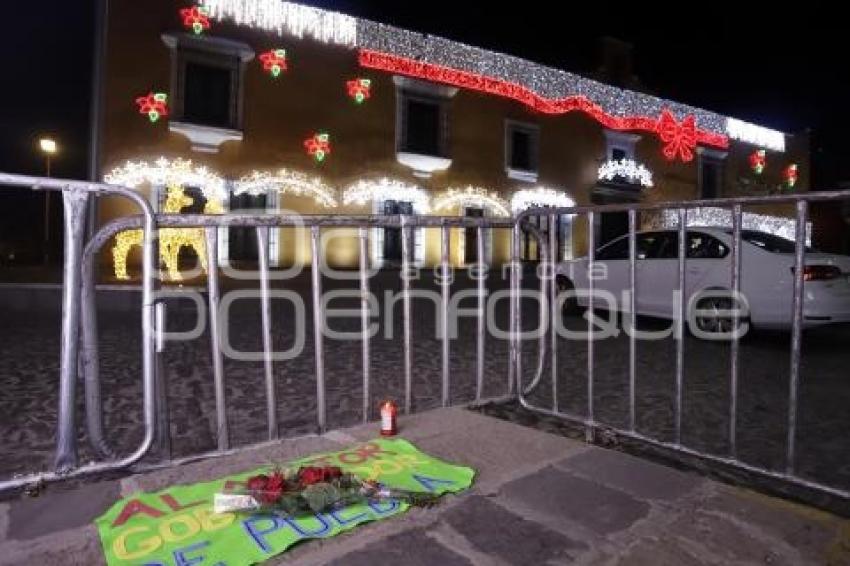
[465,207,484,264]
[599,211,629,246]
[383,200,413,263]
[229,193,267,262]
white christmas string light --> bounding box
[597,158,654,188]
[105,158,227,201]
[235,170,338,207]
[200,0,357,46]
[432,187,511,217]
[652,207,811,245]
[726,119,786,153]
[511,188,575,214]
[342,179,431,213]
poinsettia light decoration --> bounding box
[260,49,288,78]
[135,92,169,123]
[304,132,331,163]
[347,78,372,104]
[180,6,211,35]
[749,150,767,175]
[784,164,799,189]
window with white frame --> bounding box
[505,121,540,182]
[393,77,455,177]
[162,33,253,153]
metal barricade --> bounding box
[0,173,515,492]
[515,190,850,502]
[0,173,157,492]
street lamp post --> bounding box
[39,138,57,264]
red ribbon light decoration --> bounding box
[135,92,169,123]
[358,49,729,161]
[180,6,211,35]
[657,110,697,163]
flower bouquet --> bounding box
[214,466,439,516]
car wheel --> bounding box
[693,295,746,337]
[556,276,581,315]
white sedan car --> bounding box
[556,227,850,335]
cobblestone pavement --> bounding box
[1,272,849,494]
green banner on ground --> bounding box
[95,438,475,566]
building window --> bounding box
[403,98,442,156]
[603,130,641,161]
[162,33,254,153]
[698,149,727,199]
[505,121,539,182]
[393,77,455,178]
[183,62,233,128]
[399,94,447,157]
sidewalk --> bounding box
[1,408,848,565]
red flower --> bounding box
[298,467,325,486]
[246,474,268,492]
[260,472,286,504]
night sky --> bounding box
[0,1,846,249]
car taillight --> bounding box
[791,265,842,281]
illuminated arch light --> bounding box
[433,187,511,217]
[511,188,575,214]
[200,0,357,46]
[235,170,338,208]
[597,159,654,188]
[343,179,431,213]
[105,157,227,201]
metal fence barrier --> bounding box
[0,172,516,492]
[1,170,849,505]
[515,190,850,502]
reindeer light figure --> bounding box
[113,184,223,281]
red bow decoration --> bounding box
[657,110,697,162]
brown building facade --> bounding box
[95,0,810,276]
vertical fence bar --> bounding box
[205,227,229,451]
[675,208,687,446]
[256,227,278,441]
[476,225,486,402]
[154,301,171,460]
[401,220,413,414]
[586,211,596,440]
[441,224,451,407]
[510,224,522,395]
[729,205,742,458]
[54,190,89,471]
[549,214,558,413]
[359,227,371,422]
[310,226,326,433]
[628,208,637,432]
[787,200,808,474]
